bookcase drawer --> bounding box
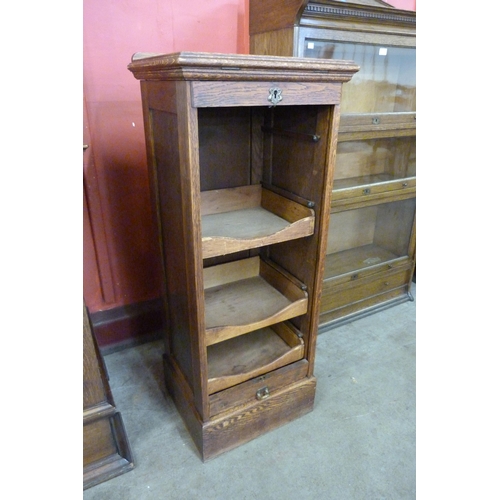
[209,359,309,417]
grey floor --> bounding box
[84,284,416,500]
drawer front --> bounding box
[320,267,411,313]
[209,359,309,417]
[192,81,342,108]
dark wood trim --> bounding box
[90,298,164,354]
[303,2,416,26]
[83,302,134,490]
[83,413,134,490]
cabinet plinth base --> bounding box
[318,290,412,332]
[83,412,134,490]
[163,354,316,461]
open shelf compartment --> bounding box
[201,184,315,259]
[204,256,308,346]
[207,321,305,394]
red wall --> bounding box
[83,0,414,347]
[385,0,416,10]
[83,0,250,332]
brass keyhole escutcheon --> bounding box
[256,386,270,400]
[268,87,283,107]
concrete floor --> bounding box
[84,284,416,500]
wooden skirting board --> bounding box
[90,298,163,353]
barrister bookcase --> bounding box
[250,0,416,329]
[128,52,358,460]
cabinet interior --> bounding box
[334,136,415,190]
[325,197,416,279]
[197,104,330,394]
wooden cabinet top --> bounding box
[127,51,359,82]
[249,0,415,36]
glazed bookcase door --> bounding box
[298,33,416,204]
[299,38,416,113]
[304,36,416,328]
[249,0,416,328]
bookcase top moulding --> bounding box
[249,0,415,36]
[127,51,360,82]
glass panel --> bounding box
[304,40,416,113]
[334,136,415,190]
[325,198,415,278]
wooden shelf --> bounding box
[201,185,315,259]
[207,322,305,394]
[324,244,399,279]
[204,256,308,346]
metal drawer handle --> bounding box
[256,387,270,400]
[268,87,283,107]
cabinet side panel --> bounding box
[250,29,295,57]
[149,95,208,404]
[150,107,196,391]
[175,81,209,417]
[249,0,306,35]
[267,104,339,371]
[268,103,340,204]
[83,303,109,408]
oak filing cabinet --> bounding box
[249,0,416,329]
[128,52,358,459]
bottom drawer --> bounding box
[320,266,412,314]
[209,359,309,417]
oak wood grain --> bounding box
[130,51,356,459]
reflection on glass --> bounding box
[325,197,415,278]
[304,40,416,113]
[334,136,415,188]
